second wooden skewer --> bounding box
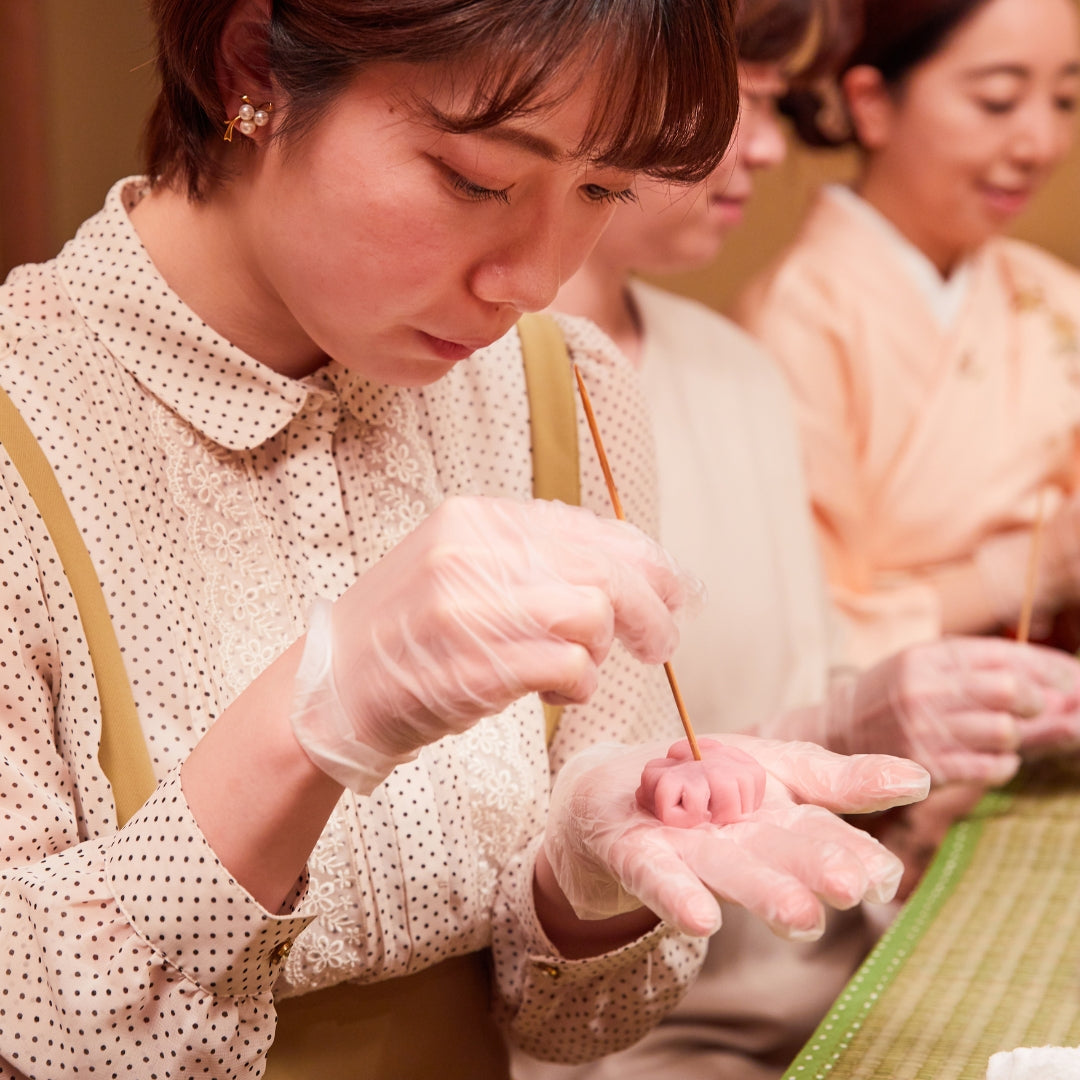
[1016,487,1048,645]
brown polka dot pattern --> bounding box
[0,178,702,1073]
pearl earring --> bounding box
[224,95,273,142]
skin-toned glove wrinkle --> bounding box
[762,637,1080,787]
[289,495,703,791]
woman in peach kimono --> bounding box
[738,0,1080,671]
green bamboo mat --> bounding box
[783,759,1080,1080]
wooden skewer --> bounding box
[573,364,703,761]
[1016,487,1048,645]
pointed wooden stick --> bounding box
[573,364,703,761]
[1017,487,1048,645]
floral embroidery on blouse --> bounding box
[152,397,302,699]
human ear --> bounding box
[841,65,894,151]
[215,0,274,128]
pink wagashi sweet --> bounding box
[636,737,767,827]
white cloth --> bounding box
[987,1046,1080,1078]
[826,184,973,330]
[0,178,705,1076]
[632,279,835,723]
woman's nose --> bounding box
[469,218,565,314]
[742,106,788,171]
[1011,100,1075,170]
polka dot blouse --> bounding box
[0,179,705,1076]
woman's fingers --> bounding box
[1015,707,1080,754]
[930,707,1019,752]
[530,499,705,619]
[749,804,903,904]
[718,735,931,814]
[608,830,724,937]
[661,828,830,940]
[547,739,913,945]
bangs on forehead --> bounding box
[144,0,738,197]
[417,6,739,184]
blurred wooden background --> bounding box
[0,0,156,276]
[2,0,1078,314]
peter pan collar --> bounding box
[55,177,313,451]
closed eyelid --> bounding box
[581,165,638,190]
[431,149,504,182]
[584,184,638,206]
[449,171,511,204]
[428,152,513,200]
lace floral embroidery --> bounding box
[454,707,545,909]
[278,796,367,997]
[151,400,300,701]
[338,378,443,550]
[409,377,548,919]
[153,374,546,992]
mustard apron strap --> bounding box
[518,312,580,506]
[516,312,581,746]
[0,385,155,827]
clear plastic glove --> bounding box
[542,735,930,941]
[976,493,1080,628]
[636,737,767,827]
[760,637,1080,787]
[290,495,702,794]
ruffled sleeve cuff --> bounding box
[491,835,707,1063]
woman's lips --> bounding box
[707,193,748,227]
[417,330,490,362]
[981,183,1032,218]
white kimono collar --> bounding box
[825,184,973,330]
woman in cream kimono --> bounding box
[738,0,1080,672]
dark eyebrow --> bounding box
[963,60,1080,81]
[417,94,594,163]
[471,125,569,162]
[420,102,595,164]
